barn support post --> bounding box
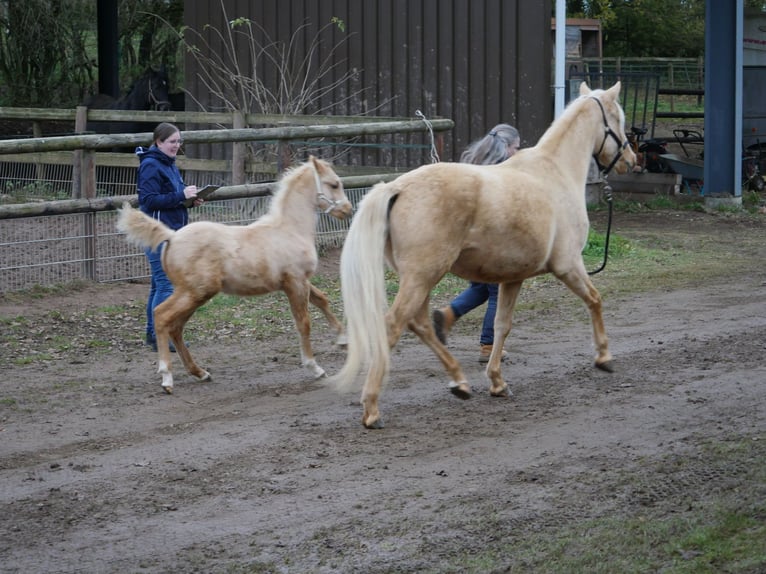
[232,111,245,185]
[704,0,743,203]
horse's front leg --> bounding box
[284,280,325,379]
[154,292,211,394]
[308,283,346,347]
[556,267,614,371]
[485,281,523,397]
[406,295,471,399]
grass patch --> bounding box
[436,435,766,574]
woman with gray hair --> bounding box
[432,123,521,362]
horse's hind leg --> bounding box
[154,291,211,393]
[308,283,346,346]
[556,267,614,371]
[285,280,326,379]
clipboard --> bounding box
[183,184,219,207]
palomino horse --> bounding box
[117,156,353,393]
[333,82,636,428]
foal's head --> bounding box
[305,156,353,220]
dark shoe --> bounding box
[479,344,508,363]
[432,306,456,345]
[145,335,182,353]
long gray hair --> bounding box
[459,123,520,165]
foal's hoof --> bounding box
[162,386,173,395]
[596,360,615,373]
[196,371,212,382]
[449,382,472,400]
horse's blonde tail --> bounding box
[115,202,175,251]
[331,183,395,391]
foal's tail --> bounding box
[115,202,175,251]
[331,183,396,392]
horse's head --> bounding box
[147,66,172,111]
[309,156,353,220]
[125,67,171,111]
[580,81,637,175]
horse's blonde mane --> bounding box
[536,86,616,150]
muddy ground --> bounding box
[1,209,765,573]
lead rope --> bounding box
[415,110,440,163]
[588,179,613,275]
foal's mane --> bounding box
[266,160,314,218]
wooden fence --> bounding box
[0,109,453,292]
[0,107,453,200]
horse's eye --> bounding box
[329,183,339,190]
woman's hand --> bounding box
[183,185,204,207]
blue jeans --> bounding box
[450,282,498,345]
[145,244,173,342]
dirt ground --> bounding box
[1,209,765,573]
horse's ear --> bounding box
[605,81,622,101]
[579,82,591,96]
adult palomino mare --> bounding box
[332,82,637,429]
[117,156,353,394]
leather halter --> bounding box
[313,163,344,214]
[590,96,630,176]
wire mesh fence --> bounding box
[0,187,368,293]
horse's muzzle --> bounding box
[331,201,354,220]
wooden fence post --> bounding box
[232,111,246,185]
[32,121,45,183]
[73,106,88,199]
[81,149,96,199]
[81,147,97,280]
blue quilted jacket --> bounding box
[135,145,188,230]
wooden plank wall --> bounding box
[183,0,552,165]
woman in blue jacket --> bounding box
[136,122,202,351]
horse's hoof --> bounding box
[490,386,511,398]
[449,382,472,400]
[196,372,212,382]
[364,418,385,430]
[596,360,615,373]
[313,369,327,380]
[335,334,348,348]
[162,386,173,395]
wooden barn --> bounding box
[181,0,553,165]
